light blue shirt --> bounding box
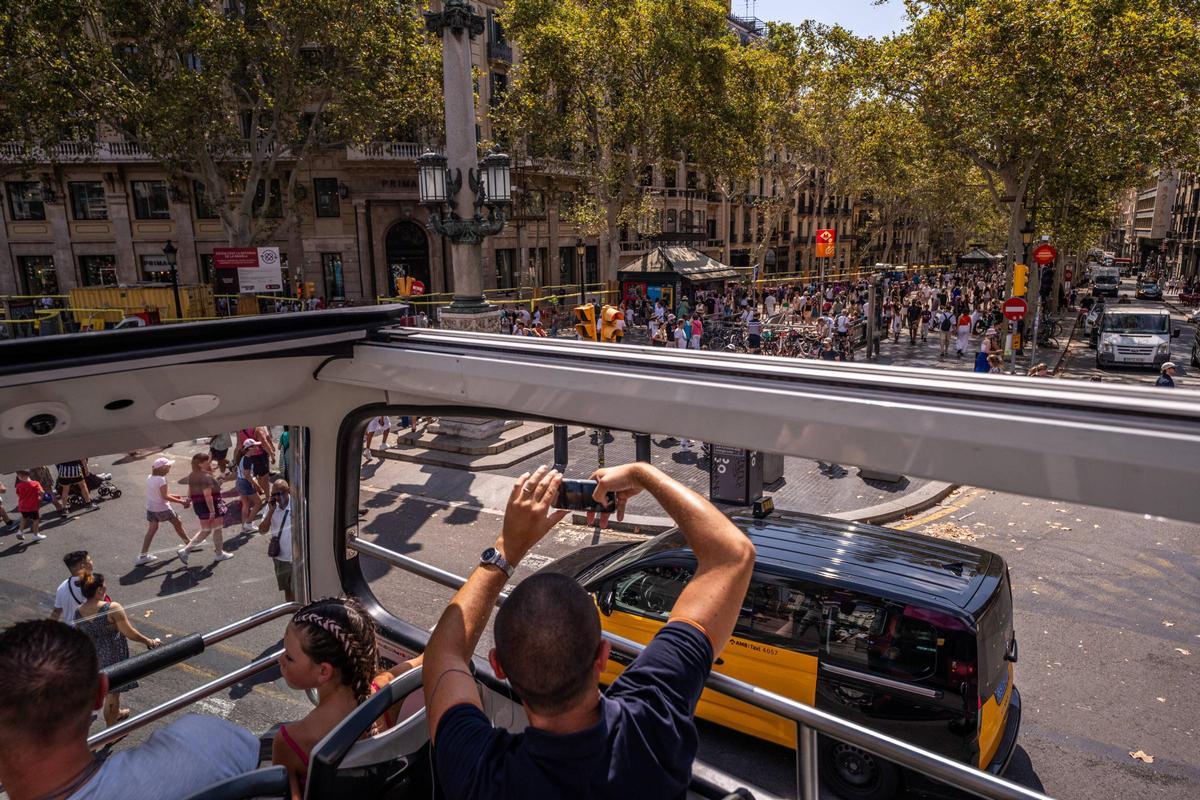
[71,715,260,800]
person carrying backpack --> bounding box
[937,308,954,359]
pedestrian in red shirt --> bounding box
[14,470,46,541]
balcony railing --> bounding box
[344,142,428,161]
[488,40,513,63]
[0,140,155,163]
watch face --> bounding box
[481,547,498,562]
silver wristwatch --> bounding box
[479,547,514,578]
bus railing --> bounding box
[88,602,299,750]
[346,536,1051,800]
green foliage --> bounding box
[0,0,441,244]
[497,0,740,269]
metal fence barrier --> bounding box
[347,536,1051,800]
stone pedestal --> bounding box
[439,307,504,333]
[435,307,511,440]
[430,417,518,440]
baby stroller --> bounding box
[64,471,122,509]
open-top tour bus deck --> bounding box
[2,306,1198,800]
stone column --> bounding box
[45,198,77,290]
[170,190,199,283]
[107,180,138,284]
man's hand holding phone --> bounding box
[586,463,649,528]
[499,466,570,565]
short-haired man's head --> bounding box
[16,469,30,479]
[63,550,90,572]
[493,573,601,715]
[0,621,98,747]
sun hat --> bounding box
[1161,362,1177,371]
[152,457,174,469]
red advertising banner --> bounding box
[213,248,259,269]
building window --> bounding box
[18,255,58,294]
[313,178,340,218]
[664,168,676,189]
[131,180,171,220]
[252,179,283,218]
[199,254,215,284]
[6,182,46,221]
[489,72,508,106]
[322,252,344,299]
[79,255,118,286]
[193,180,220,219]
[69,182,108,220]
[558,245,576,283]
[585,245,599,284]
[495,248,516,289]
[140,254,174,283]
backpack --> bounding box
[940,313,952,332]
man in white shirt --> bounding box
[764,291,777,317]
[50,551,92,626]
[0,621,259,800]
[258,479,295,603]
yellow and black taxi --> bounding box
[544,509,1020,800]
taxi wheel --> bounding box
[819,736,900,800]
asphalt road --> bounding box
[1056,279,1196,384]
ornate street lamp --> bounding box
[575,239,586,304]
[162,240,183,320]
[417,151,451,205]
[481,149,512,204]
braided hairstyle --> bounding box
[290,597,378,703]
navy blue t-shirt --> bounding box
[433,621,714,799]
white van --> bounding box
[1096,306,1180,369]
[1091,265,1121,297]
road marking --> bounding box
[196,696,236,719]
[891,488,983,530]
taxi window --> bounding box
[612,564,692,619]
[823,599,881,668]
[735,578,821,652]
[871,614,939,681]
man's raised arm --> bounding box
[592,464,754,657]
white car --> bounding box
[1083,301,1105,343]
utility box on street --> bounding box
[709,445,763,506]
[761,452,784,484]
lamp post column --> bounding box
[431,1,488,315]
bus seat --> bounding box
[305,667,433,800]
[180,765,288,800]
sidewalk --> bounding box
[869,312,1075,373]
[366,429,953,534]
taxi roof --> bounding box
[733,510,1003,618]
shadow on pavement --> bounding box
[229,639,285,701]
[1003,746,1047,793]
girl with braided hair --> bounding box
[272,597,384,798]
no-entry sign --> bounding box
[1033,243,1057,266]
[1003,297,1028,320]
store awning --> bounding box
[619,246,748,282]
[958,247,998,264]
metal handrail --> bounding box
[347,536,1051,800]
[203,602,300,646]
[89,650,283,750]
[88,603,298,749]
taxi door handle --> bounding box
[714,657,725,666]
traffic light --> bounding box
[1039,266,1055,299]
[600,305,624,343]
[573,304,597,341]
[1012,264,1029,298]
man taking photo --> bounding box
[423,463,756,799]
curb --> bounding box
[570,480,959,535]
[826,480,958,525]
[1051,312,1082,376]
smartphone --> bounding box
[553,479,617,512]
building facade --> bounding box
[0,1,928,305]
